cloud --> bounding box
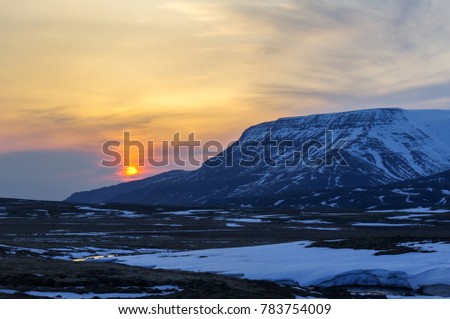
[1,0,450,199]
[257,80,450,114]
[155,0,450,116]
[171,0,450,105]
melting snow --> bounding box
[388,214,433,220]
[368,207,450,213]
[392,189,420,196]
[352,222,423,227]
[226,223,244,228]
[23,286,181,299]
[291,219,333,224]
[115,241,450,290]
[274,200,285,206]
[226,218,265,223]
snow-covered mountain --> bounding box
[217,168,450,210]
[67,108,450,206]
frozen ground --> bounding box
[2,198,450,298]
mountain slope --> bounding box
[213,168,450,210]
[66,108,450,206]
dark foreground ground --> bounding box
[1,198,449,298]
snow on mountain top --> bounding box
[239,107,450,179]
[243,108,450,136]
[280,107,403,121]
[278,107,450,123]
[404,109,450,153]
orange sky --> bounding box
[0,1,281,155]
[1,0,450,199]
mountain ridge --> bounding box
[66,107,450,207]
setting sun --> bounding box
[125,166,139,176]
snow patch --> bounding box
[226,223,244,228]
[115,241,450,290]
[274,200,285,206]
[352,223,423,227]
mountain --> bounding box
[66,108,450,207]
[213,168,450,210]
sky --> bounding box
[1,0,450,200]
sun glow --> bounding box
[124,166,139,176]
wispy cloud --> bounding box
[1,0,450,199]
[230,1,450,93]
[164,0,450,107]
